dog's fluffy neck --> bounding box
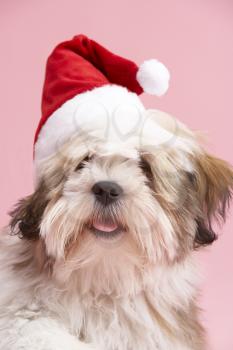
[0,232,202,349]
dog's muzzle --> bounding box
[89,181,124,239]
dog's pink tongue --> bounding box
[93,221,118,232]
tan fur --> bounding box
[195,153,233,221]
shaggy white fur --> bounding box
[1,109,232,350]
[0,231,199,350]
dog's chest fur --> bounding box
[63,290,204,350]
[0,233,205,350]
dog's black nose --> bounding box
[92,181,123,205]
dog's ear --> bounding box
[9,181,49,240]
[194,153,233,247]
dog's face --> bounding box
[10,110,233,295]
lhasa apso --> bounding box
[0,35,232,350]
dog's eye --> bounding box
[75,156,90,171]
[140,158,153,180]
[186,171,196,185]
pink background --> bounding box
[0,0,233,348]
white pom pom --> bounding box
[136,59,170,96]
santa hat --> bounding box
[34,34,170,165]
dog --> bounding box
[0,35,232,350]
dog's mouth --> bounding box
[90,219,124,239]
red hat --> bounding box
[34,34,170,164]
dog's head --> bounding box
[10,109,233,295]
